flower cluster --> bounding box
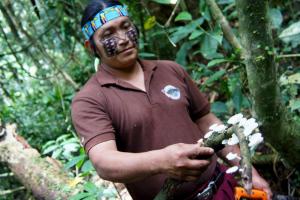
[203,113,264,174]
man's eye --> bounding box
[123,22,131,29]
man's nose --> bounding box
[115,31,129,42]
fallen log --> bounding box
[0,123,132,200]
[0,123,82,199]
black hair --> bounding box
[81,0,123,57]
[81,0,122,29]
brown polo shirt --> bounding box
[71,59,217,200]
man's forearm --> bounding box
[92,149,164,183]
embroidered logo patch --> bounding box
[161,85,181,100]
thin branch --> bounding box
[165,0,181,28]
[0,187,26,196]
[277,54,300,59]
[205,0,243,52]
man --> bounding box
[71,0,272,199]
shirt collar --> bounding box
[96,59,158,87]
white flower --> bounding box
[226,152,241,161]
[228,134,239,145]
[227,113,244,125]
[238,118,248,127]
[209,123,219,131]
[226,166,239,174]
[170,0,178,4]
[248,133,264,149]
[222,139,228,145]
[215,124,227,132]
[209,124,227,133]
[204,131,214,139]
[243,124,258,136]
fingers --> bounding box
[183,144,214,161]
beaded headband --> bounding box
[82,5,129,40]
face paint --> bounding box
[125,28,138,46]
[102,37,118,57]
[100,27,139,57]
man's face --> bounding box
[92,16,139,69]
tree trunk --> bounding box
[0,124,81,199]
[236,0,300,167]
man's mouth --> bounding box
[118,47,134,54]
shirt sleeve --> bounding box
[71,90,115,153]
[169,61,211,121]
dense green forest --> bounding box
[0,0,299,199]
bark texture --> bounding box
[236,0,300,167]
[0,124,81,199]
[0,123,132,200]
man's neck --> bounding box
[102,61,141,81]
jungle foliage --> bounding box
[0,0,299,199]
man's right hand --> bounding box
[160,143,214,182]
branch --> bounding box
[154,126,235,200]
[235,126,252,194]
[277,54,300,59]
[205,0,243,52]
[0,187,26,196]
[165,0,181,28]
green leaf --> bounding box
[139,52,157,58]
[64,155,86,170]
[200,34,219,59]
[269,8,283,29]
[207,58,229,68]
[211,101,228,115]
[60,138,79,145]
[189,30,204,40]
[175,11,192,22]
[170,18,204,44]
[63,143,80,153]
[42,140,56,150]
[69,192,91,200]
[151,0,177,4]
[287,73,300,84]
[279,22,300,47]
[83,182,98,194]
[81,160,95,173]
[144,16,156,30]
[204,70,226,85]
[103,188,117,198]
[290,100,300,111]
[56,134,70,143]
[52,148,63,159]
[42,144,59,155]
[175,41,197,66]
[232,87,242,112]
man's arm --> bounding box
[88,140,214,183]
[195,112,272,199]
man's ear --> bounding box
[84,40,94,54]
[84,39,101,58]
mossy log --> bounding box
[0,123,81,200]
[236,0,300,167]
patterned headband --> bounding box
[82,5,129,40]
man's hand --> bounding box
[252,168,273,200]
[161,143,214,182]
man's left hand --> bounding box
[252,168,273,200]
